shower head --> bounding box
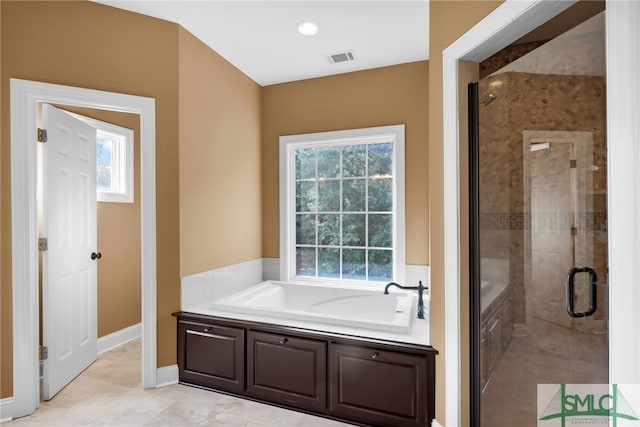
[481,93,497,106]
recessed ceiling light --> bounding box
[298,22,319,36]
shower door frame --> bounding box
[442,1,640,425]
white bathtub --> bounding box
[200,280,415,333]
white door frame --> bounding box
[442,1,640,425]
[10,78,157,418]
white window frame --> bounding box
[68,112,134,203]
[279,124,405,287]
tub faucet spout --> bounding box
[384,281,427,320]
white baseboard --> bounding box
[0,397,14,423]
[97,323,142,355]
[156,365,179,388]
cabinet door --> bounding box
[247,330,326,412]
[329,343,428,427]
[480,325,489,391]
[501,297,513,351]
[178,320,244,393]
[487,315,503,375]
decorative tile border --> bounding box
[480,212,607,231]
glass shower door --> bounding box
[471,51,609,425]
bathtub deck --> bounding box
[186,280,430,346]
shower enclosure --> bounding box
[469,11,608,426]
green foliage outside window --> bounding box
[294,142,394,282]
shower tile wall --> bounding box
[479,71,607,328]
[479,41,548,79]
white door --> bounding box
[41,104,98,400]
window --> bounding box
[280,125,405,286]
[69,113,134,203]
[96,129,131,202]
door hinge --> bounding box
[40,346,48,361]
[37,128,47,143]
[570,226,578,236]
[39,237,48,252]
[569,159,577,169]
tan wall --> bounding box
[428,1,503,424]
[178,28,262,277]
[0,0,508,415]
[56,107,142,338]
[1,0,181,398]
[261,61,429,265]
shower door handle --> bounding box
[566,267,597,318]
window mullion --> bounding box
[314,148,319,279]
[365,144,369,282]
[339,147,344,280]
[291,148,297,280]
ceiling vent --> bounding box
[326,50,357,64]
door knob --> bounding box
[91,252,102,260]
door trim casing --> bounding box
[443,1,640,425]
[602,0,640,387]
[10,78,157,418]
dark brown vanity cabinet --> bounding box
[175,312,437,426]
[177,320,244,393]
[480,287,513,391]
[247,331,326,411]
[329,343,431,427]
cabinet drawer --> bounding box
[329,343,428,427]
[247,330,326,412]
[178,321,244,393]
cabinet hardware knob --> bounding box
[279,338,288,345]
[371,352,380,360]
[204,328,209,332]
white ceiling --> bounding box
[93,1,429,86]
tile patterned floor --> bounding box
[481,319,608,426]
[8,339,350,426]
